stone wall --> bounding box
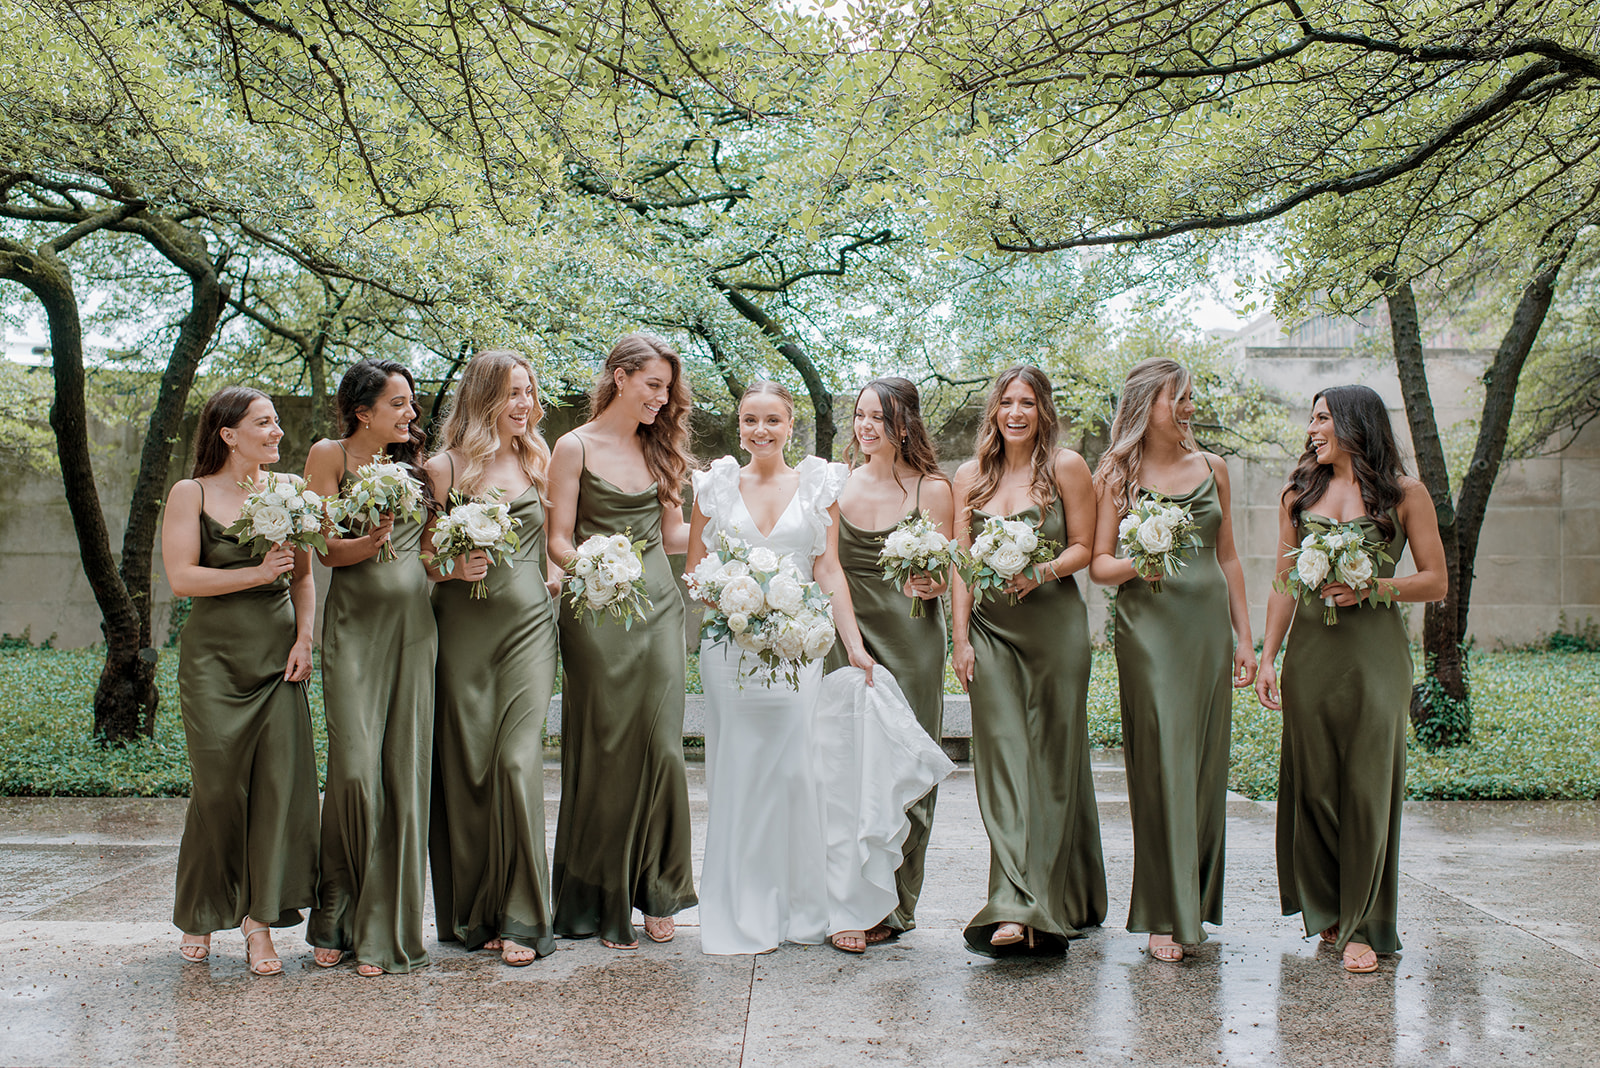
[3,352,1595,649]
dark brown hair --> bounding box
[1283,384,1406,541]
[845,377,946,489]
[590,333,694,507]
[336,359,427,473]
[192,386,270,478]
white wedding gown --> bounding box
[695,455,956,955]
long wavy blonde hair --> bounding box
[436,349,552,500]
[969,365,1060,516]
[590,332,693,507]
[1092,357,1194,517]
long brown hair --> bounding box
[590,332,693,507]
[844,376,946,488]
[1283,384,1405,541]
[436,349,552,501]
[969,365,1059,516]
[1092,357,1194,517]
[192,386,270,478]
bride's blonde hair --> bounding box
[436,349,552,500]
[1093,357,1194,517]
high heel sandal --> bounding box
[990,923,1034,949]
[241,921,282,977]
[829,931,867,954]
[642,915,675,944]
[178,934,210,963]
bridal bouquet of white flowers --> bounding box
[426,490,521,600]
[224,472,339,555]
[878,512,958,618]
[1274,521,1395,624]
[1116,494,1203,593]
[958,515,1061,607]
[341,461,426,562]
[564,531,652,629]
[686,533,836,689]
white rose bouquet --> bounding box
[878,512,959,618]
[341,461,426,562]
[564,530,653,629]
[686,533,836,689]
[957,515,1061,607]
[1274,521,1395,624]
[425,490,521,600]
[223,472,339,556]
[1116,493,1203,593]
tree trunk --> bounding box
[1384,256,1564,749]
[1384,278,1469,747]
[1452,254,1566,638]
[714,282,836,458]
[307,332,332,440]
[0,237,157,741]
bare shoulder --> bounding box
[1201,451,1232,485]
[1053,447,1091,479]
[953,459,980,488]
[922,476,956,508]
[165,477,202,511]
[1398,475,1433,507]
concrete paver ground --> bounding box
[1,755,1596,1067]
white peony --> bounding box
[295,512,319,533]
[989,545,1027,576]
[254,505,293,543]
[597,560,623,587]
[616,554,643,581]
[1118,514,1140,539]
[734,628,766,654]
[884,529,918,558]
[301,489,321,506]
[1136,516,1174,555]
[1296,548,1331,589]
[1013,528,1038,554]
[1000,519,1031,540]
[802,622,835,660]
[585,584,610,609]
[692,555,722,583]
[721,559,750,579]
[772,618,807,660]
[765,573,805,615]
[260,491,286,509]
[726,612,749,634]
[719,575,766,617]
[747,546,781,573]
[574,554,596,577]
[607,534,632,555]
[463,509,505,546]
[971,534,997,562]
[1335,551,1374,588]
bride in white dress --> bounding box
[688,382,955,955]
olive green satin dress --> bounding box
[429,485,558,956]
[824,484,947,934]
[1277,512,1410,955]
[308,468,437,972]
[1114,470,1232,945]
[963,497,1107,956]
[552,464,697,945]
[173,499,319,935]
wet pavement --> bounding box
[1,756,1596,1067]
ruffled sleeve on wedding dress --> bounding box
[795,455,849,559]
[692,456,743,551]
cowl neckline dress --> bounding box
[1277,510,1410,955]
[962,495,1107,957]
[1113,469,1233,944]
[552,461,697,945]
[173,501,319,935]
